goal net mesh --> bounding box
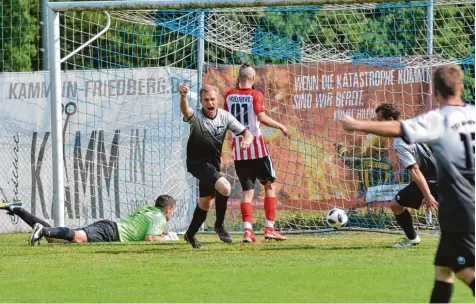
[3,0,473,233]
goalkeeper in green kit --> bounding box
[1,195,177,245]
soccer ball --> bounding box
[326,208,348,229]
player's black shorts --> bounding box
[395,181,438,209]
[234,156,276,191]
[187,161,221,198]
[434,231,475,273]
[77,220,120,242]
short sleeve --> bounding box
[393,138,416,168]
[183,108,197,124]
[225,111,246,135]
[253,91,265,114]
[401,110,445,145]
[146,213,167,236]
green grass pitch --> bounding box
[0,232,473,303]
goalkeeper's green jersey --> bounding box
[116,206,166,242]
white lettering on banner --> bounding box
[335,90,363,107]
[0,68,198,234]
[397,67,431,84]
[335,70,395,89]
[316,93,333,108]
[293,93,313,109]
[8,81,78,99]
[293,66,430,112]
[366,184,408,203]
[295,75,318,91]
[333,108,376,120]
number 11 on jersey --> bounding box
[231,103,249,126]
[460,132,475,170]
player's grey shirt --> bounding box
[185,108,246,168]
[402,105,475,233]
[393,138,437,183]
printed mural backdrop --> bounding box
[0,61,434,233]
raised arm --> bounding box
[341,110,444,144]
[341,114,403,137]
[179,83,194,121]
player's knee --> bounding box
[215,177,231,196]
[390,200,404,215]
[199,197,213,211]
[264,181,275,191]
[435,266,455,283]
[264,181,275,197]
[241,189,254,202]
[455,267,475,285]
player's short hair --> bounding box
[239,62,255,80]
[433,64,464,99]
[375,102,400,120]
[155,195,176,211]
[199,85,218,98]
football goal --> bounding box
[42,0,474,233]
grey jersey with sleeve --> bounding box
[401,105,475,233]
[185,108,246,168]
[393,138,437,182]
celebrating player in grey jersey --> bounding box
[374,103,438,248]
[180,83,253,248]
[341,64,474,302]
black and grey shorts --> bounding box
[76,220,120,242]
[434,231,475,273]
[234,155,276,191]
[187,161,222,198]
[395,181,438,209]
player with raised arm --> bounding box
[341,64,474,302]
[223,62,290,243]
[27,195,177,245]
[374,103,438,248]
[180,83,253,248]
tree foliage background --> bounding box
[1,0,474,103]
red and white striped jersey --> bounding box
[224,88,269,161]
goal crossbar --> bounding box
[46,0,434,11]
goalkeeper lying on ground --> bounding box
[0,195,176,245]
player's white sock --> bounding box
[265,220,274,229]
[243,222,252,230]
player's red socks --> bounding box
[240,202,253,230]
[264,197,276,229]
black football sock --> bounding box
[42,227,75,241]
[430,281,453,303]
[11,208,51,228]
[469,279,475,296]
[214,192,229,228]
[186,206,208,237]
[395,209,417,240]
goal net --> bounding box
[1,0,473,234]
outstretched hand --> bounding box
[341,114,358,131]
